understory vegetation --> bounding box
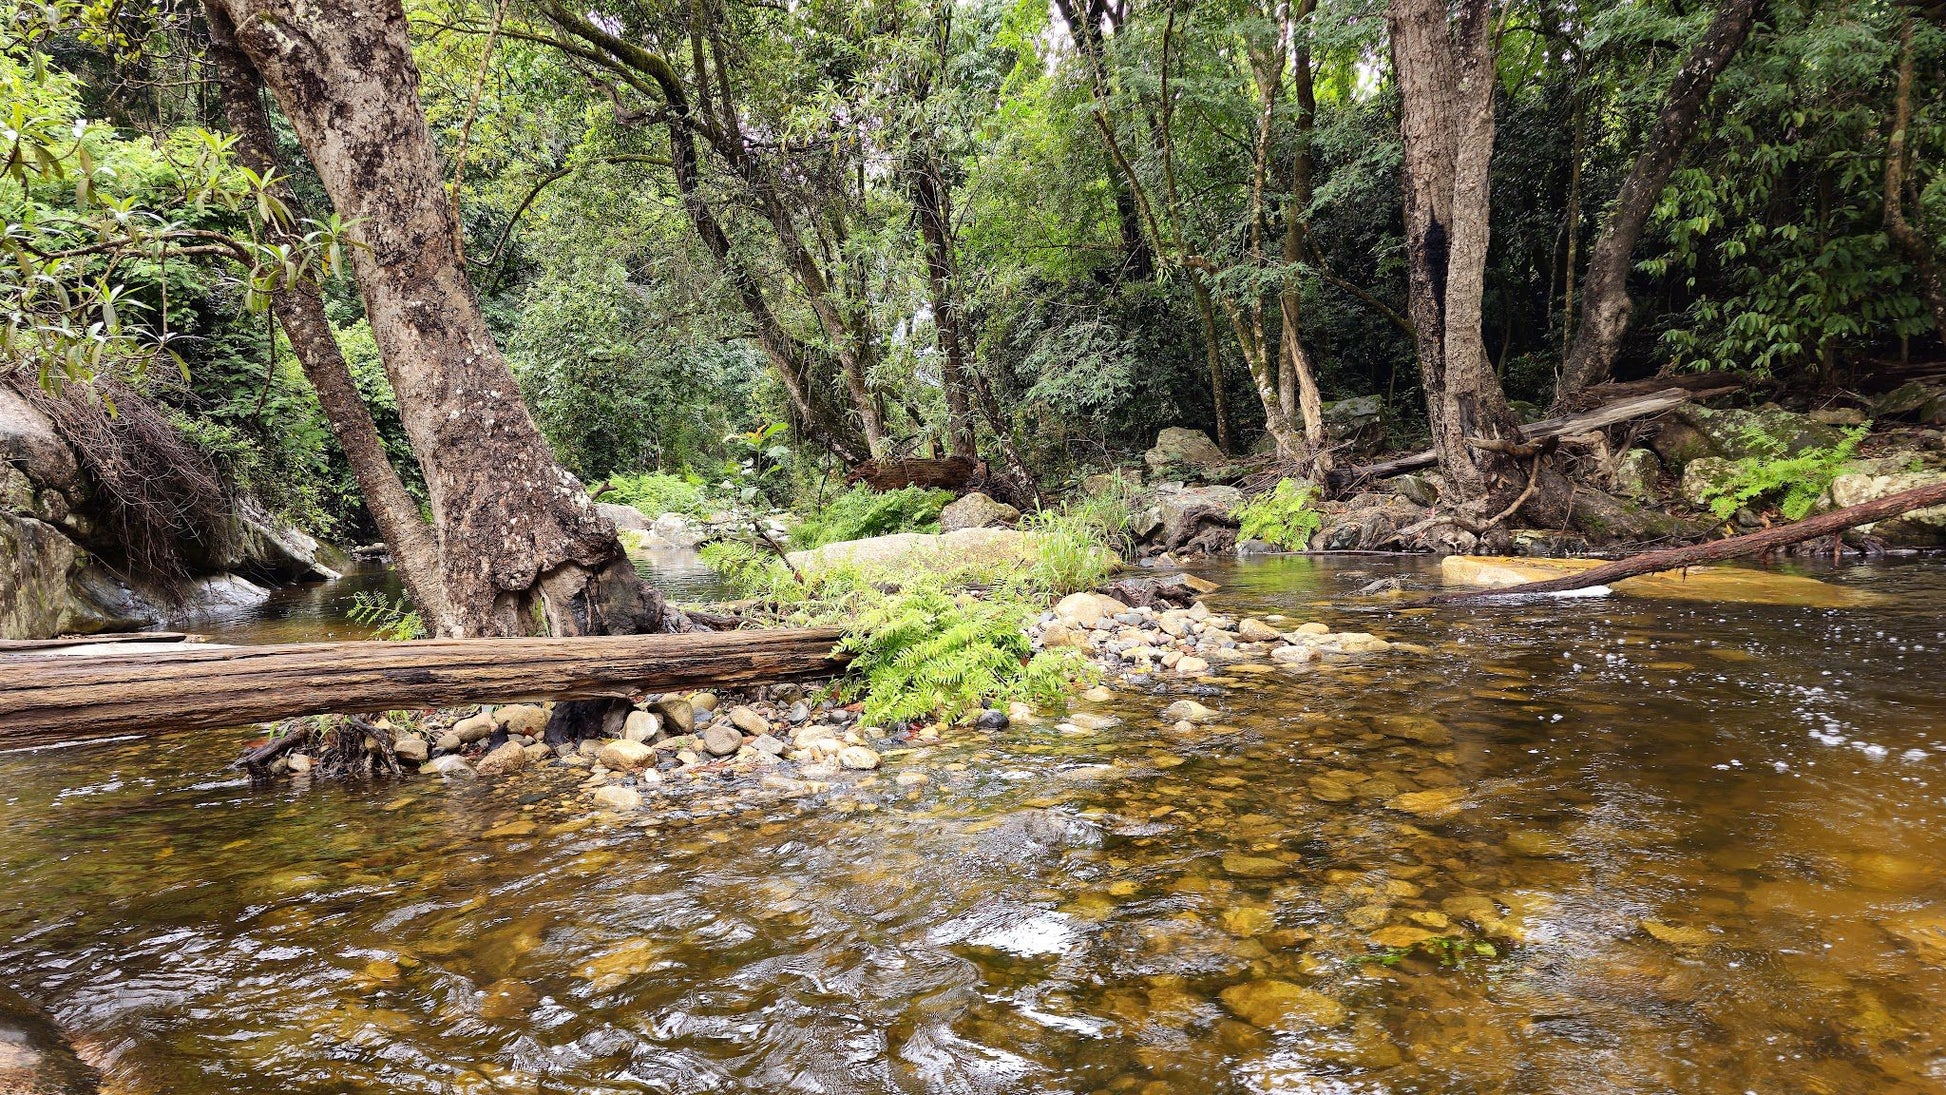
[1236,480,1326,551]
[1695,424,1873,521]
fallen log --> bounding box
[1341,386,1728,484]
[0,628,847,749]
[0,631,192,652]
[1426,481,1946,604]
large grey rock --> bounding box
[1155,484,1244,552]
[175,574,274,618]
[597,502,651,532]
[1143,427,1227,476]
[1610,448,1662,500]
[939,491,1020,532]
[1321,395,1383,441]
[1872,381,1946,425]
[0,383,83,496]
[1827,469,1946,545]
[652,512,707,549]
[1679,457,1740,509]
[1670,403,1842,464]
[0,512,150,639]
[787,527,1038,576]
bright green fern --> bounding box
[1235,478,1323,550]
[1696,423,1868,521]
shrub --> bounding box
[788,484,953,549]
[606,471,709,518]
[1235,478,1323,550]
[1696,423,1868,521]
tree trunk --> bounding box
[911,150,978,458]
[1279,0,1329,467]
[209,0,666,639]
[205,11,456,634]
[0,628,846,747]
[1556,0,1765,402]
[1190,279,1234,454]
[1885,19,1946,340]
[1388,0,1523,504]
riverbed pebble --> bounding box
[598,739,655,771]
[475,741,529,778]
[838,745,882,770]
[701,725,744,757]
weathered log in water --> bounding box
[1427,481,1946,604]
[0,628,847,749]
[0,632,192,652]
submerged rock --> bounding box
[1219,979,1349,1030]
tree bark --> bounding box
[1885,19,1946,340]
[0,628,846,747]
[1426,480,1946,604]
[1279,0,1329,466]
[1556,0,1765,401]
[205,11,456,634]
[911,149,979,458]
[208,0,666,639]
[1388,0,1523,504]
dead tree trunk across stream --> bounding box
[0,629,847,749]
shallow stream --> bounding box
[4,555,1945,1093]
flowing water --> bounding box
[4,555,1946,1093]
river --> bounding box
[2,554,1944,1093]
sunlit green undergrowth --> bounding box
[701,517,1108,725]
[604,471,713,518]
[788,484,953,550]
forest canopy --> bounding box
[3,0,1942,543]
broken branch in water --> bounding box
[1425,480,1946,604]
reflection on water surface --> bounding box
[6,555,1946,1093]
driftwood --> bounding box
[1343,386,1730,484]
[1427,481,1946,604]
[0,632,192,652]
[0,628,847,749]
[847,454,985,493]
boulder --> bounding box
[623,710,662,742]
[652,697,696,734]
[0,512,150,639]
[727,705,770,735]
[474,741,529,778]
[939,491,1020,532]
[837,745,881,770]
[1143,427,1228,477]
[1385,472,1439,507]
[1154,484,1244,553]
[1236,618,1282,642]
[1609,448,1661,500]
[493,704,549,736]
[1053,591,1129,628]
[452,712,495,743]
[1826,469,1946,546]
[591,785,643,811]
[1669,403,1842,463]
[701,724,743,757]
[597,502,651,532]
[1678,456,1740,508]
[176,574,273,618]
[652,512,707,549]
[1648,419,1717,471]
[392,735,429,764]
[787,527,1038,576]
[1038,621,1090,649]
[1872,380,1946,425]
[1321,394,1384,445]
[597,739,655,770]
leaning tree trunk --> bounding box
[205,12,456,634]
[1388,0,1523,505]
[210,0,665,641]
[1556,0,1765,402]
[1278,0,1329,467]
[1885,19,1946,341]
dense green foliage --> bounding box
[788,486,954,550]
[1695,424,1871,521]
[8,0,1944,553]
[1235,479,1325,551]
